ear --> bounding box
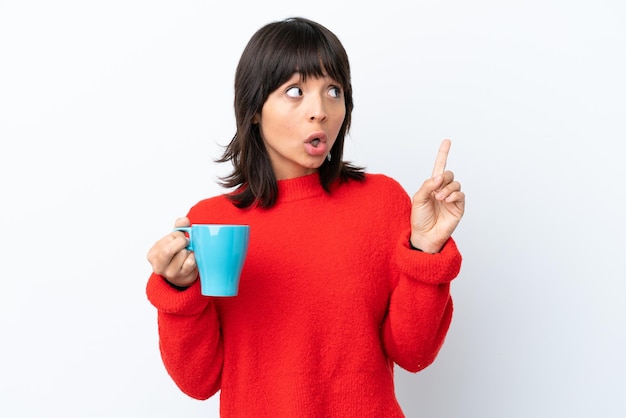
[252,114,260,124]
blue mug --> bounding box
[173,224,250,297]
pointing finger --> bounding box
[432,139,451,178]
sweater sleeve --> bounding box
[146,273,223,399]
[382,230,462,373]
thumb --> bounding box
[174,217,191,228]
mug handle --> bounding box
[172,227,193,251]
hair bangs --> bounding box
[265,23,350,93]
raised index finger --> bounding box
[432,139,451,177]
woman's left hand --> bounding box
[409,139,465,253]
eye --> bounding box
[286,86,303,98]
[328,86,342,98]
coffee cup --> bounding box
[173,224,250,296]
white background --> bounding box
[1,1,624,417]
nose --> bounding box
[308,94,327,122]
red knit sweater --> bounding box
[146,173,462,417]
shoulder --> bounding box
[357,173,410,200]
[336,173,410,207]
[338,173,412,228]
[364,173,406,191]
[186,194,241,223]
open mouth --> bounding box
[304,132,328,157]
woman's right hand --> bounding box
[147,217,199,288]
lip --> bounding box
[304,131,328,144]
[303,131,329,157]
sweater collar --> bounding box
[275,172,327,204]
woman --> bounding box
[146,16,464,417]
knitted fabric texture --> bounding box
[146,173,462,417]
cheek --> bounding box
[260,116,295,144]
[330,112,346,136]
[262,106,295,131]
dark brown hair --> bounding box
[217,17,365,209]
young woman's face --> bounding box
[256,73,345,180]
